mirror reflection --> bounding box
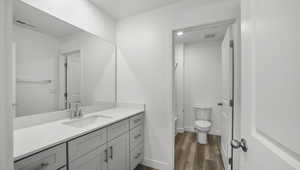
[13,1,116,117]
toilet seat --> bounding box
[195,120,211,131]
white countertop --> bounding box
[14,107,144,161]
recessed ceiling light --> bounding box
[176,31,184,36]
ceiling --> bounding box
[89,0,182,19]
[13,0,82,39]
[174,24,229,44]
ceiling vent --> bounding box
[204,33,216,39]
[15,19,36,29]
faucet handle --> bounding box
[78,109,83,117]
[74,103,82,117]
[75,103,79,110]
[69,102,81,118]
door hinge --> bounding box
[64,92,68,98]
[229,157,232,165]
[230,99,234,107]
[64,62,67,67]
[230,40,234,48]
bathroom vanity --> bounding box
[14,108,145,170]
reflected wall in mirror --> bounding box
[13,0,116,117]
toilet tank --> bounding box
[193,105,212,121]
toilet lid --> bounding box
[195,120,211,128]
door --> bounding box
[66,52,81,106]
[69,144,107,170]
[174,44,185,133]
[220,26,234,170]
[240,0,300,169]
[108,133,129,170]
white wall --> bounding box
[0,0,13,169]
[13,25,60,116]
[20,0,116,42]
[183,41,222,135]
[116,0,240,169]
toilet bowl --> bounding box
[193,105,212,144]
[195,120,212,144]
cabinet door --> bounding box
[130,125,144,151]
[107,119,129,141]
[69,144,107,170]
[14,144,66,170]
[130,144,144,170]
[108,133,129,170]
[129,113,144,129]
[68,128,107,162]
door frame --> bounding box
[170,18,241,170]
[1,0,14,169]
[59,50,82,109]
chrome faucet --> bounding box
[70,103,83,118]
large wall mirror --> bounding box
[12,0,116,117]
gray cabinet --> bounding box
[130,144,144,170]
[130,124,144,150]
[69,119,130,170]
[130,114,144,129]
[69,144,107,170]
[129,114,144,170]
[107,119,129,140]
[68,128,107,162]
[108,133,129,170]
[15,113,144,170]
[14,144,66,170]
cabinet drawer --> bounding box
[69,145,107,170]
[68,128,107,162]
[130,144,144,170]
[107,119,129,141]
[130,113,144,129]
[15,144,66,170]
[130,125,144,150]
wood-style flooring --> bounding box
[135,165,157,170]
[136,132,224,170]
[175,132,224,170]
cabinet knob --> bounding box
[134,118,141,124]
[134,153,141,159]
[34,162,49,170]
[134,134,142,139]
[104,149,108,162]
[110,146,113,159]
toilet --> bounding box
[193,105,212,144]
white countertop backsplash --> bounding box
[14,105,145,161]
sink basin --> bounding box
[63,115,112,128]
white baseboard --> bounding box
[183,127,220,136]
[209,130,221,136]
[142,158,169,170]
[176,128,184,133]
[184,127,195,132]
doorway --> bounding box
[172,19,240,170]
[59,51,81,110]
